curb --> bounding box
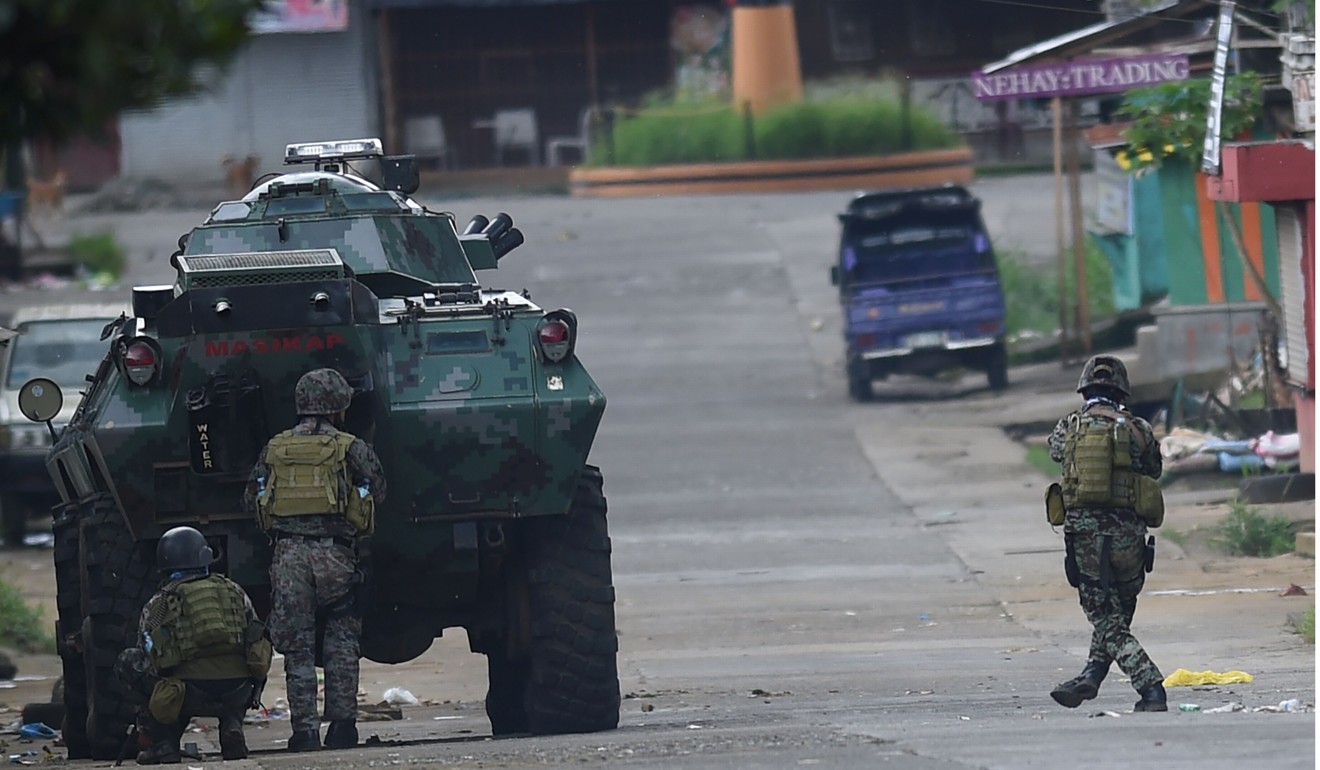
[568,147,975,197]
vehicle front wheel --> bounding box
[2,493,28,547]
[521,465,619,734]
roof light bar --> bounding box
[284,138,384,165]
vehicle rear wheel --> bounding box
[846,358,872,402]
[75,498,156,759]
[987,342,1009,391]
[521,465,619,734]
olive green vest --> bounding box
[145,576,249,680]
[257,430,374,533]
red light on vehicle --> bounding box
[538,321,570,346]
[123,340,159,386]
[538,319,572,363]
[855,333,877,348]
[125,343,155,368]
[976,320,1001,335]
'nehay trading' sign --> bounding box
[972,54,1190,101]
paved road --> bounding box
[1,178,1312,769]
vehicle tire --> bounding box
[51,506,89,759]
[2,493,27,547]
[987,342,1009,391]
[522,465,619,734]
[846,358,872,402]
[76,498,156,759]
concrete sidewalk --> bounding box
[851,362,1315,715]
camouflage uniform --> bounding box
[1048,397,1164,691]
[115,572,259,761]
[242,372,387,739]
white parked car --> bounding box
[0,303,127,546]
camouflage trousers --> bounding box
[114,648,252,740]
[268,536,362,732]
[1065,511,1163,691]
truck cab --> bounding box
[831,185,1009,399]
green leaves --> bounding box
[0,0,264,144]
[1113,73,1263,172]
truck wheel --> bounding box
[76,498,156,759]
[523,465,619,734]
[51,505,88,758]
[987,343,1009,391]
[2,494,27,547]
[846,358,872,402]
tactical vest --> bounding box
[257,430,374,533]
[145,576,250,678]
[1061,405,1138,509]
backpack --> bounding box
[1061,405,1136,509]
[257,430,374,533]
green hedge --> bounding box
[594,88,960,167]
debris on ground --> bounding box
[1164,669,1254,687]
[382,687,419,706]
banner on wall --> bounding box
[251,0,349,34]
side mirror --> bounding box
[830,265,840,286]
[18,378,63,440]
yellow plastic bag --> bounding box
[1163,668,1254,687]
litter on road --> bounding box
[1164,668,1255,686]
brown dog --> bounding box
[222,155,260,198]
[26,170,66,217]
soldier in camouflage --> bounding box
[115,526,270,765]
[1047,355,1166,712]
[243,368,386,752]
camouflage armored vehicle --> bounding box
[19,138,617,758]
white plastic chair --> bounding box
[404,115,453,170]
[492,109,540,166]
[545,107,595,166]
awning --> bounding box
[980,0,1210,73]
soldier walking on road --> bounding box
[115,526,272,764]
[244,368,387,752]
[1046,355,1167,712]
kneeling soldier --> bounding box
[115,526,272,764]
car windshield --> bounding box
[5,319,111,390]
[842,215,995,283]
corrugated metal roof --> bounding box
[980,0,1208,74]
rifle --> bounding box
[114,723,139,767]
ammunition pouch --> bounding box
[1134,475,1164,528]
[244,621,273,682]
[148,677,187,725]
[1045,483,1065,526]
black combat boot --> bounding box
[1050,659,1110,708]
[1134,681,1168,712]
[219,715,248,760]
[287,728,322,752]
[324,719,359,749]
[136,740,182,765]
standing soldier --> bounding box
[243,368,387,752]
[115,526,272,764]
[1046,355,1166,712]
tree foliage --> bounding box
[1113,73,1263,173]
[0,0,264,144]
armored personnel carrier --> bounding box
[18,139,617,758]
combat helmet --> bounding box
[295,368,352,416]
[1077,355,1130,398]
[157,526,214,572]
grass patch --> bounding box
[0,578,54,654]
[1158,527,1190,547]
[1209,499,1296,557]
[1296,608,1315,644]
[1025,444,1059,478]
[67,230,126,279]
[998,237,1116,342]
[595,78,960,167]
